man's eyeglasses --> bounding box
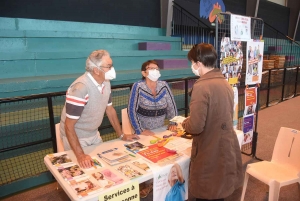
[100,66,113,70]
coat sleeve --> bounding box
[164,82,178,121]
[182,85,208,135]
[128,82,143,134]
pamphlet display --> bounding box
[246,40,264,85]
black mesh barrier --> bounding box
[0,74,299,187]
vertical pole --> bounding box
[281,68,287,101]
[215,15,219,68]
[47,96,57,153]
[266,69,271,107]
[252,85,260,158]
[166,0,173,36]
[181,7,183,50]
[185,79,189,117]
[294,67,299,97]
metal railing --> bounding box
[172,1,215,50]
[1,71,299,193]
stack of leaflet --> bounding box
[97,148,130,166]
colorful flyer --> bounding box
[246,40,264,85]
[243,114,254,145]
[220,37,243,85]
[230,14,251,41]
[244,87,257,116]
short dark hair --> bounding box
[187,43,217,68]
[141,60,159,80]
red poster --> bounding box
[138,144,176,163]
[245,88,256,106]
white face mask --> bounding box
[103,67,116,80]
[147,69,161,82]
[191,63,200,76]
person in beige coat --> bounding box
[182,43,243,201]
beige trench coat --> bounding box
[182,68,243,199]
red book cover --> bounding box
[137,144,176,163]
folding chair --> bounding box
[121,108,134,134]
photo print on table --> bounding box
[69,177,100,198]
[91,171,115,190]
[58,164,86,181]
[47,152,73,167]
[116,164,143,179]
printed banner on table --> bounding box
[246,40,264,85]
[153,158,190,201]
[243,114,254,145]
[220,37,243,85]
[230,14,251,41]
[244,87,257,116]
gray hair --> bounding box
[85,50,110,72]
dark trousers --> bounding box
[195,199,224,201]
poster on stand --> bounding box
[244,87,257,116]
[152,158,189,201]
[233,86,238,129]
[230,14,251,41]
[220,37,243,85]
[246,40,264,85]
[242,114,254,145]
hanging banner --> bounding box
[230,14,251,41]
[242,114,254,145]
[246,40,264,85]
[199,0,226,24]
[220,37,243,85]
[244,87,257,116]
[152,159,189,201]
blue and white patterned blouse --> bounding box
[128,80,178,134]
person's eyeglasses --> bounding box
[146,67,160,71]
[100,65,113,70]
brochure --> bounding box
[69,177,100,198]
[116,164,143,179]
[124,141,147,154]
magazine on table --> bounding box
[169,116,186,124]
[138,144,181,164]
[47,152,73,167]
[57,164,86,181]
[97,148,130,166]
[124,141,147,154]
[115,164,143,179]
[131,158,151,172]
[69,176,100,198]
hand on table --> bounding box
[77,154,93,169]
[167,124,177,132]
[121,134,140,141]
[141,130,155,136]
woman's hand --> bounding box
[121,134,140,141]
[167,124,177,132]
[141,130,155,136]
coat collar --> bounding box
[195,68,225,84]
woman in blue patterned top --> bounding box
[128,60,178,135]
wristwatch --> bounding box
[119,134,124,140]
